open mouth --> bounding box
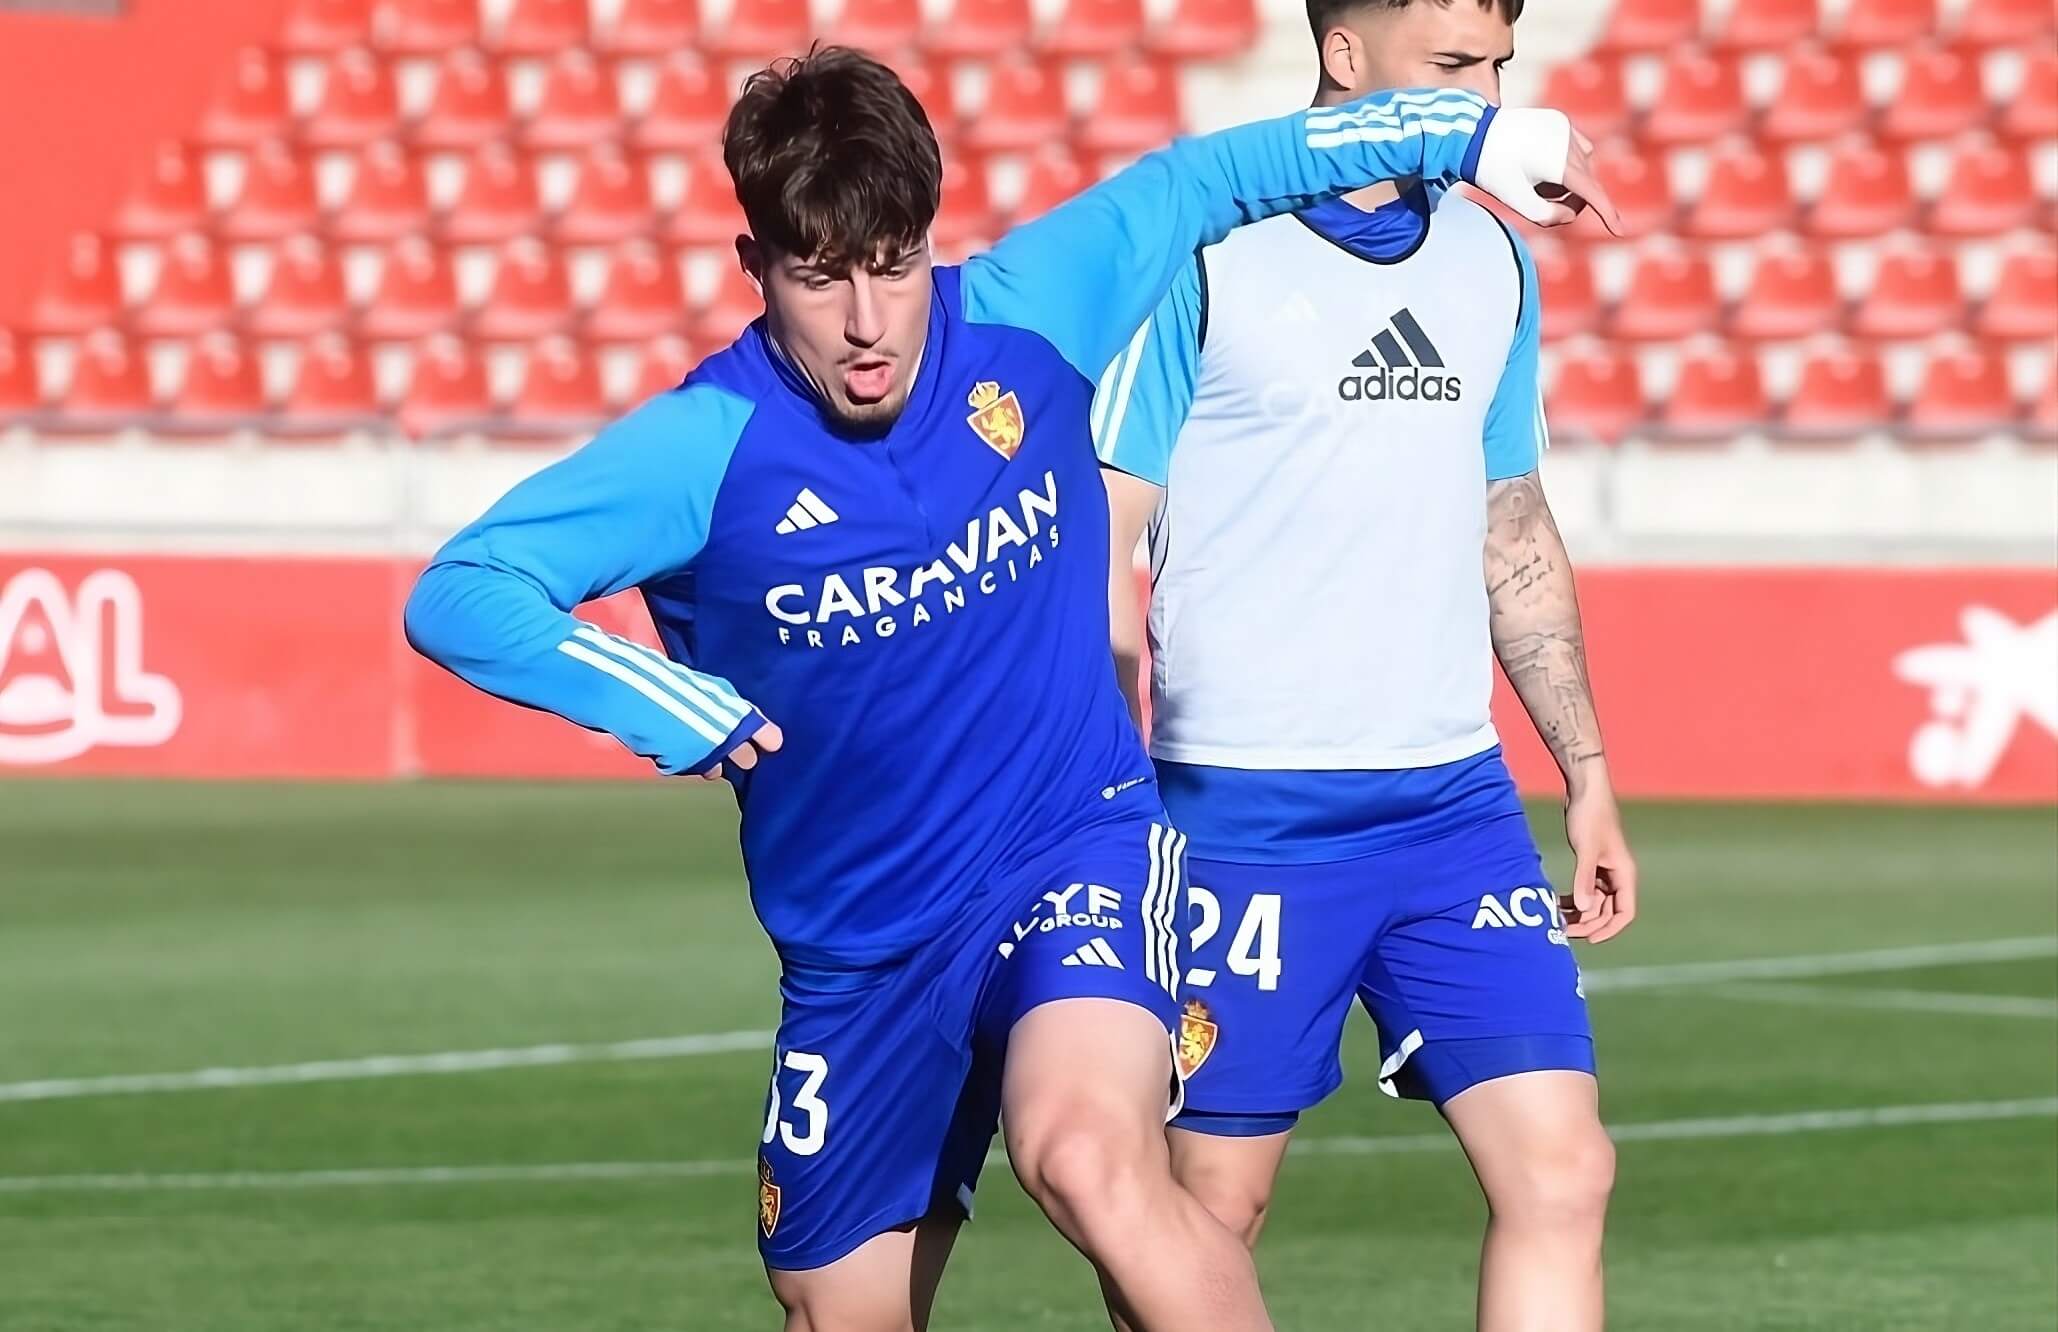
[843,359,895,403]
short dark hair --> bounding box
[1307,0,1523,43]
[722,46,942,271]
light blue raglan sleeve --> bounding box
[961,88,1495,380]
[1483,223,1545,481]
[1092,257,1204,486]
[403,386,768,777]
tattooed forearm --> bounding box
[1485,472,1607,776]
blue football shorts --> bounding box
[1170,807,1594,1137]
[754,814,1188,1271]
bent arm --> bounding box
[1103,467,1162,730]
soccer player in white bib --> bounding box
[1095,1,1640,1326]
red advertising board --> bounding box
[2,554,2053,801]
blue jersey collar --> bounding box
[1294,180,1438,265]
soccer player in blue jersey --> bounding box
[1095,3,1637,1328]
[406,46,1613,1332]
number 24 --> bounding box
[1185,886,1282,991]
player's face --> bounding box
[745,238,935,433]
[1341,3,1514,105]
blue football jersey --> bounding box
[404,87,1500,973]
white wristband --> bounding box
[1473,107,1574,226]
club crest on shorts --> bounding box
[758,1155,781,1239]
[966,380,1027,459]
[1176,998,1218,1079]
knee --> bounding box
[1491,1124,1615,1229]
[1012,1108,1158,1226]
[1182,1166,1273,1248]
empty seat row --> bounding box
[1549,343,2058,441]
[273,0,1256,62]
[1545,46,2058,146]
[1593,0,2053,54]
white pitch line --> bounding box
[1583,934,2057,992]
[1701,981,2058,1021]
[1,936,2051,1105]
[1,1097,2051,1195]
[0,1031,775,1104]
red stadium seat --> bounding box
[1782,346,1890,433]
[496,0,590,54]
[246,235,351,338]
[372,0,480,54]
[1009,147,1094,223]
[29,234,122,336]
[280,0,374,53]
[832,0,924,54]
[2033,362,2058,440]
[1999,50,2058,141]
[440,143,542,243]
[399,334,494,436]
[1042,0,1145,57]
[1833,0,1935,47]
[555,146,654,245]
[598,0,700,55]
[473,239,574,342]
[0,330,40,416]
[966,61,1069,154]
[1906,345,2017,435]
[114,142,209,241]
[1611,249,1720,340]
[1076,58,1182,157]
[359,237,461,339]
[219,140,322,241]
[632,55,728,153]
[1571,145,1675,238]
[1540,57,1629,145]
[657,148,747,246]
[1713,0,1817,49]
[1143,0,1256,59]
[587,243,688,342]
[1660,347,1768,435]
[332,140,431,242]
[626,334,699,403]
[1682,143,1793,238]
[506,337,608,432]
[1929,139,2036,236]
[135,235,235,338]
[1548,348,1645,442]
[1880,47,1988,142]
[933,157,998,252]
[277,335,383,435]
[925,0,1032,59]
[61,331,156,420]
[1955,0,2056,45]
[1594,0,1701,54]
[1851,245,1963,339]
[169,333,267,428]
[695,264,764,344]
[1729,244,1840,340]
[1976,244,2058,340]
[1532,241,1599,340]
[199,48,293,147]
[523,51,623,151]
[1803,141,1914,237]
[706,0,811,60]
[1760,47,1866,143]
[302,47,401,147]
[1642,50,1748,146]
[412,48,512,150]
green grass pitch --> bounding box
[2,782,2053,1330]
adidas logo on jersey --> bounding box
[1060,937,1125,969]
[774,489,839,535]
[1338,308,1462,403]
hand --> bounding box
[698,718,784,781]
[1473,110,1625,235]
[1559,776,1638,943]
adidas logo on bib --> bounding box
[1338,308,1462,403]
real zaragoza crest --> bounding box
[1176,998,1218,1079]
[965,380,1027,459]
[758,1155,781,1238]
